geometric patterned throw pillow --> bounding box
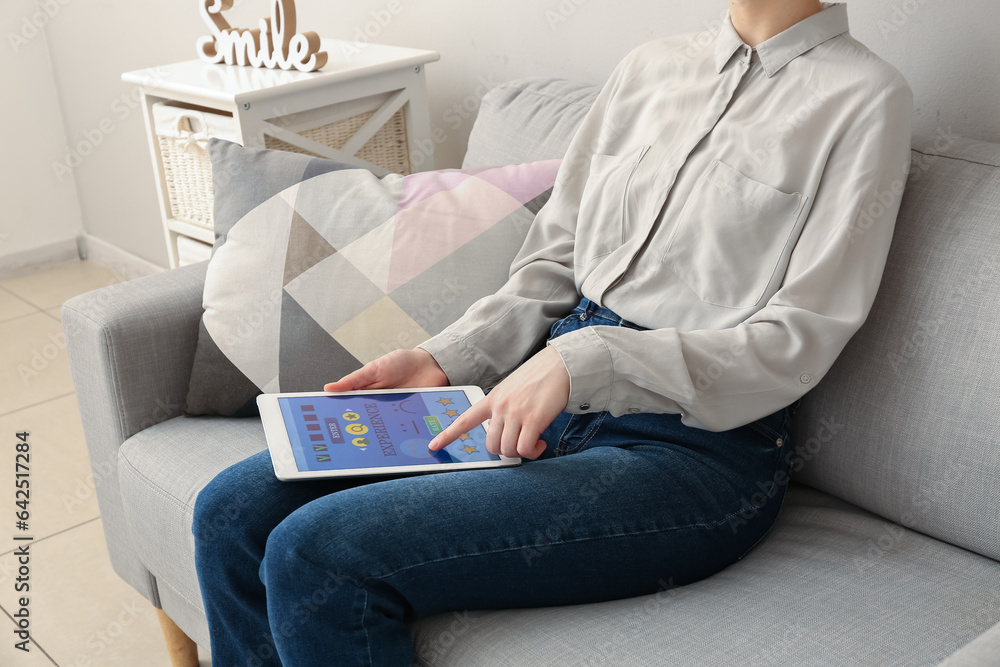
[183,156,561,416]
[207,137,366,251]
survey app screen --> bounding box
[277,391,495,472]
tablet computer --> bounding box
[257,387,521,481]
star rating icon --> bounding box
[457,432,471,441]
[443,409,459,418]
[436,398,454,406]
[461,445,478,454]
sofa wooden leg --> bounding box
[155,608,200,667]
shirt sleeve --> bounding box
[545,75,915,431]
[415,52,634,389]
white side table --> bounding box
[123,40,440,268]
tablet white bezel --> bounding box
[257,387,521,481]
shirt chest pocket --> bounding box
[660,159,809,309]
[576,145,651,265]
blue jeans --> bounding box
[192,296,798,666]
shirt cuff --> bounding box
[545,327,614,413]
[415,333,480,387]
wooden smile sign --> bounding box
[197,0,328,72]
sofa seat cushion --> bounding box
[411,484,1000,666]
[119,416,1000,665]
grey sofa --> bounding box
[64,77,1000,666]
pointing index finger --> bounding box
[428,399,490,451]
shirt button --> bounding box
[579,403,590,410]
[776,438,784,447]
[800,373,812,384]
[628,407,640,413]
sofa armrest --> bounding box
[63,260,208,604]
[937,621,1000,667]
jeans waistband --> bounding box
[574,297,650,331]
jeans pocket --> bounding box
[746,407,799,487]
[746,409,787,446]
[557,411,608,456]
[548,305,588,341]
[548,317,569,341]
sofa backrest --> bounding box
[464,78,999,562]
[462,77,600,168]
[790,135,1000,562]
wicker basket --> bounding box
[153,103,238,229]
[152,101,412,230]
[265,107,411,175]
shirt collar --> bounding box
[714,1,849,77]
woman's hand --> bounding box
[323,348,449,392]
[428,346,570,460]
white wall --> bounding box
[0,0,84,272]
[28,0,1000,268]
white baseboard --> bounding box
[0,235,167,281]
[0,238,80,280]
[79,235,167,280]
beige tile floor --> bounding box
[0,260,210,666]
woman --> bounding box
[193,1,913,664]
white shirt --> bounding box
[417,2,914,431]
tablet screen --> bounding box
[277,390,496,472]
